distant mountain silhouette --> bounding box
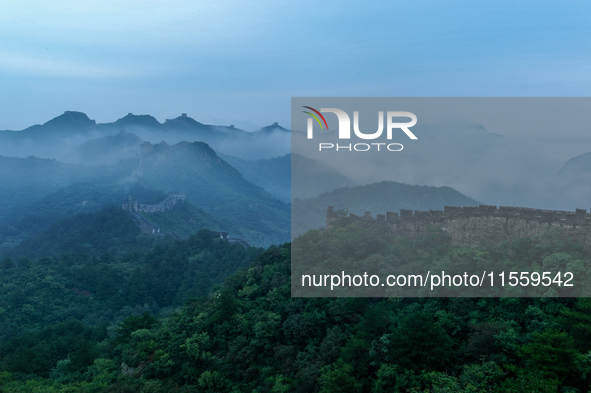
[162,114,206,129]
[291,153,353,199]
[42,110,96,129]
[256,122,290,134]
[219,153,291,202]
[292,120,562,209]
[134,140,290,246]
[17,111,97,138]
[0,155,135,227]
[0,111,290,160]
[0,136,290,247]
[560,152,591,176]
[110,113,162,129]
[291,180,480,237]
[218,152,356,203]
[62,130,142,165]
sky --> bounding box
[1,0,590,132]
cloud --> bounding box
[0,50,136,78]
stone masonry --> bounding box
[122,192,186,213]
[326,205,591,248]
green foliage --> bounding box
[4,224,591,392]
[319,359,362,393]
[142,199,229,239]
[518,328,578,380]
[0,228,261,341]
[391,312,454,371]
[560,298,591,351]
[114,312,159,345]
[8,206,151,259]
[0,319,105,378]
[0,158,135,243]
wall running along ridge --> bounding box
[122,192,186,213]
[326,205,591,248]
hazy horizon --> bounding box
[2,1,591,135]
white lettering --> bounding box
[353,111,383,139]
[387,143,403,151]
[321,108,351,139]
[387,111,417,139]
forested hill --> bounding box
[292,180,480,237]
[0,183,170,254]
[0,156,134,224]
[2,224,591,391]
[5,199,240,260]
[139,141,290,246]
[6,206,150,260]
[0,140,290,248]
[0,229,262,342]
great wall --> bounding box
[122,192,186,213]
[326,204,591,248]
[123,141,251,246]
[121,192,186,239]
[122,191,250,247]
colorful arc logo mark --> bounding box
[302,106,328,130]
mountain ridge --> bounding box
[0,111,291,160]
[291,180,481,237]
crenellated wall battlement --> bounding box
[122,192,186,213]
[326,205,591,248]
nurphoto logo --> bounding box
[303,106,417,152]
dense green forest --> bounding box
[142,200,246,243]
[0,228,261,343]
[0,182,253,258]
[0,182,170,254]
[2,221,591,392]
[292,217,591,297]
[0,156,135,223]
[7,207,153,260]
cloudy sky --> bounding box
[1,0,590,132]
